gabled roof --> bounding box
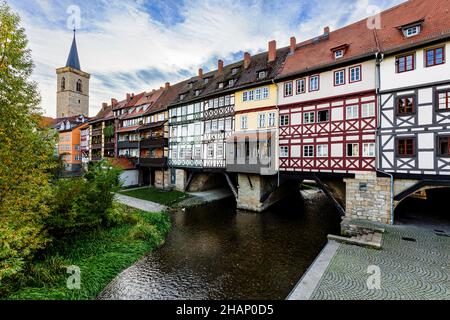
[66,32,81,70]
[278,0,450,80]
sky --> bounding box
[8,0,405,117]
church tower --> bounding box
[56,31,90,118]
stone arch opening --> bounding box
[394,186,450,231]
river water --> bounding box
[98,190,341,300]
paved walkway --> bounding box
[115,193,167,213]
[290,224,450,300]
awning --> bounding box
[117,125,140,133]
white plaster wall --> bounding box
[277,60,376,106]
[120,170,139,187]
[380,41,450,91]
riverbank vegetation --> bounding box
[119,187,190,206]
[0,3,171,299]
[4,205,170,300]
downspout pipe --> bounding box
[374,51,394,225]
[272,78,280,187]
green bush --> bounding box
[47,160,122,236]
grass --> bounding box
[4,205,171,300]
[119,187,189,206]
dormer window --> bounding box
[218,82,224,89]
[228,79,234,87]
[404,25,421,37]
[179,94,186,101]
[204,78,210,84]
[231,67,239,75]
[258,71,267,79]
[334,50,344,59]
[195,90,201,97]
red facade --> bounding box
[279,91,377,173]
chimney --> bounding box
[198,68,203,78]
[324,26,330,35]
[102,102,108,110]
[165,82,170,89]
[111,98,118,107]
[268,40,276,63]
[290,37,296,54]
[244,52,251,69]
[126,93,131,101]
[218,59,224,74]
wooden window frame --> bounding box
[309,75,320,92]
[396,138,416,158]
[436,90,450,112]
[349,65,362,83]
[425,46,445,68]
[396,95,416,116]
[296,78,306,95]
[284,81,293,97]
[437,136,450,158]
[396,53,415,73]
[333,69,346,86]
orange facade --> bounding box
[58,126,82,170]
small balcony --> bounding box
[91,143,102,150]
[117,141,139,149]
[141,137,168,149]
[92,128,102,137]
[139,157,168,168]
[104,142,115,149]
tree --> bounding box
[0,2,57,282]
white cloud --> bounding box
[9,0,403,117]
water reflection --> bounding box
[98,190,340,300]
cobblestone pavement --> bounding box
[310,224,450,300]
[115,194,167,213]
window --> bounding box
[317,145,328,157]
[258,113,266,128]
[255,88,262,100]
[232,68,239,75]
[438,136,450,156]
[76,80,82,92]
[347,143,359,157]
[284,82,293,97]
[437,90,450,111]
[280,115,289,126]
[334,50,344,59]
[217,144,224,158]
[207,144,214,158]
[396,53,415,73]
[304,112,315,124]
[243,91,248,102]
[404,25,420,38]
[240,115,248,129]
[426,47,445,67]
[334,69,345,86]
[296,78,306,94]
[262,87,269,99]
[194,146,201,159]
[309,75,319,91]
[204,78,209,84]
[346,105,359,119]
[195,90,201,96]
[362,103,375,118]
[218,82,224,89]
[228,79,234,87]
[318,110,329,123]
[179,94,186,101]
[397,96,415,115]
[280,146,289,158]
[248,90,254,101]
[61,77,66,90]
[258,71,267,79]
[303,145,314,158]
[268,112,276,127]
[397,138,415,156]
[349,65,362,82]
[363,143,375,157]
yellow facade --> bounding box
[234,84,278,132]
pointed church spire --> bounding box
[66,29,81,70]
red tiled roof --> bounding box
[117,125,140,133]
[111,157,135,170]
[279,0,450,79]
